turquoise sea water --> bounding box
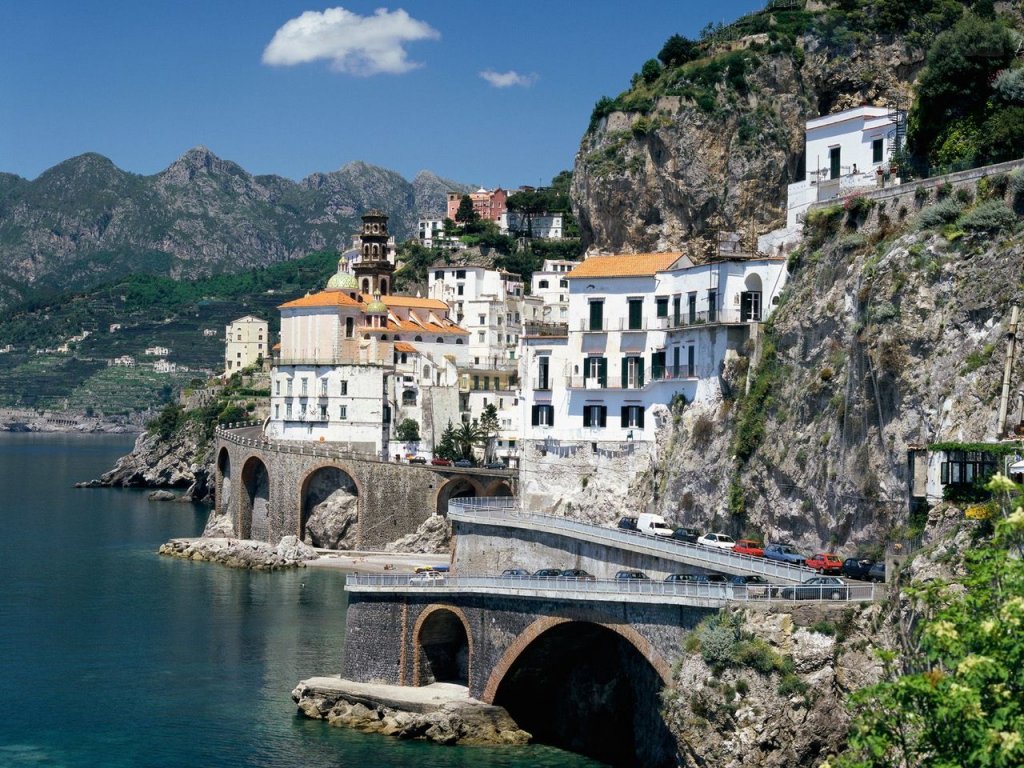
[0,434,599,768]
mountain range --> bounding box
[0,147,471,308]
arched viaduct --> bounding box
[342,591,707,767]
[214,426,515,549]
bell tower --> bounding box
[352,210,395,295]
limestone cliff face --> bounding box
[572,37,919,256]
[99,420,214,503]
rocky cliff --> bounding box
[0,149,470,307]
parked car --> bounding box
[410,571,446,585]
[533,568,563,578]
[733,539,765,557]
[430,457,452,466]
[500,568,530,578]
[617,516,639,531]
[764,543,811,565]
[868,562,886,583]
[408,456,428,465]
[728,574,776,598]
[671,527,700,544]
[637,513,674,537]
[841,558,875,581]
[615,570,650,580]
[665,572,707,583]
[805,552,843,574]
[484,461,507,470]
[560,569,595,580]
[780,576,850,600]
[697,532,736,550]
[453,458,474,468]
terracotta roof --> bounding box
[361,293,449,310]
[388,318,469,335]
[394,342,419,354]
[279,290,362,310]
[565,253,684,279]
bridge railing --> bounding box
[447,499,816,582]
[345,573,879,604]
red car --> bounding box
[805,552,843,574]
[430,457,452,466]
[733,539,764,557]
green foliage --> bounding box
[454,195,479,225]
[695,612,744,667]
[805,204,843,248]
[454,419,486,460]
[434,421,460,461]
[733,336,779,464]
[148,402,184,441]
[658,34,699,67]
[396,418,420,442]
[833,501,1024,768]
[916,199,963,229]
[641,58,662,84]
[958,200,1017,233]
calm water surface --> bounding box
[0,434,600,768]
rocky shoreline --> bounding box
[292,677,530,747]
[158,535,319,570]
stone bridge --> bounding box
[213,425,515,548]
[343,585,708,767]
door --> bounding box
[829,146,841,180]
[740,291,762,322]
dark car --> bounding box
[408,456,428,465]
[842,558,875,581]
[484,461,508,470]
[453,458,474,468]
[560,569,596,580]
[729,574,776,598]
[780,576,851,600]
[868,562,886,583]
[430,457,452,466]
[533,568,563,578]
[764,543,811,565]
[670,527,699,543]
[500,568,530,578]
[617,516,639,531]
[615,570,649,580]
[665,573,726,584]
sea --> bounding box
[0,433,599,768]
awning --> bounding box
[1009,459,1024,473]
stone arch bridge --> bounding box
[214,425,515,548]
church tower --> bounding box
[352,210,396,296]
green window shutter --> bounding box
[531,405,539,426]
[599,407,607,428]
[583,358,590,383]
[621,406,629,427]
[621,357,628,389]
[638,363,645,388]
[598,357,607,387]
[637,408,645,429]
[583,407,592,428]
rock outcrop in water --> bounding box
[159,535,318,570]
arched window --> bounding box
[455,338,464,345]
[345,317,354,338]
[380,334,388,340]
[414,335,423,342]
[380,279,388,295]
[362,279,370,292]
[363,244,370,256]
[363,333,370,339]
[372,244,379,256]
[436,337,444,343]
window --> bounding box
[320,380,328,396]
[651,350,666,380]
[477,331,485,342]
[345,316,354,338]
[560,279,568,288]
[457,285,464,296]
[274,405,279,419]
[707,290,718,322]
[582,404,607,428]
[275,380,280,395]
[621,355,644,388]
[872,138,884,164]
[589,300,604,331]
[479,314,486,325]
[940,451,997,486]
[483,377,490,391]
[473,375,479,389]
[628,298,643,330]
[531,404,554,427]
[338,405,348,420]
[829,146,841,179]
[319,405,327,420]
[435,270,444,279]
[584,356,607,387]
[339,380,348,396]
[539,280,549,289]
[285,403,292,419]
[456,270,466,279]
[537,356,550,390]
[300,378,308,396]
[621,405,645,429]
[286,379,293,396]
[687,346,696,377]
[656,297,669,318]
[688,293,697,323]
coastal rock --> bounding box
[158,537,315,570]
[303,489,359,549]
[202,511,234,538]
[148,490,177,501]
[384,513,451,553]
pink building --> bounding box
[446,187,508,222]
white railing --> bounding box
[345,573,878,605]
[448,499,816,582]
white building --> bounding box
[144,345,170,357]
[519,252,788,446]
[530,259,576,326]
[500,211,565,240]
[224,316,268,374]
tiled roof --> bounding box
[394,342,419,353]
[278,290,362,309]
[386,317,468,335]
[362,293,449,310]
[565,253,684,279]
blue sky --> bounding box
[1,1,763,187]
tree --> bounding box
[454,419,486,460]
[658,34,698,67]
[830,474,1024,768]
[454,195,479,226]
[479,404,500,462]
[434,421,460,461]
[396,418,420,442]
[641,58,662,84]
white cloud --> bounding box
[479,70,537,88]
[262,7,440,76]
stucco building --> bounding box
[224,316,268,374]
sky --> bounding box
[1,1,764,188]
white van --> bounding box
[637,513,673,537]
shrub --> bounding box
[936,182,953,199]
[631,116,651,138]
[732,639,783,674]
[778,672,809,697]
[837,233,867,252]
[805,204,843,247]
[640,58,661,84]
[955,187,973,205]
[695,612,742,667]
[916,198,962,229]
[958,200,1016,233]
[692,413,714,447]
[914,186,929,204]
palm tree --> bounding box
[479,404,500,463]
[454,419,486,461]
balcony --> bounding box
[566,367,695,390]
[577,317,671,333]
[667,308,759,329]
[533,377,551,391]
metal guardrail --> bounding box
[448,498,816,583]
[345,573,878,605]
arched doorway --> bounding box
[216,448,232,519]
[299,466,359,549]
[240,457,270,541]
[741,272,763,322]
[414,607,470,686]
[435,477,479,516]
[490,621,676,768]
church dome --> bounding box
[365,297,388,315]
[326,271,358,291]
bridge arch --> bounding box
[484,616,676,768]
[434,476,484,516]
[239,455,270,541]
[216,447,232,519]
[412,604,473,687]
[483,479,513,497]
[298,464,361,548]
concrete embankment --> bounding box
[292,678,530,746]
